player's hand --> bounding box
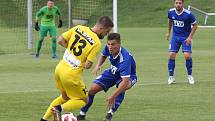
[58,19,63,28]
[166,32,170,41]
[92,66,101,75]
[35,22,40,31]
[186,37,192,46]
[106,96,115,109]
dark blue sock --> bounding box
[168,59,175,76]
[186,58,192,75]
[81,94,95,112]
[112,92,125,112]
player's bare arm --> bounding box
[186,23,198,46]
[92,55,107,75]
[106,77,130,108]
[166,19,172,40]
[84,60,93,69]
[58,35,68,48]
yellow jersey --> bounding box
[59,25,101,73]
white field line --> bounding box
[0,83,165,94]
[0,81,212,94]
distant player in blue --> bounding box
[166,0,198,85]
[77,33,137,121]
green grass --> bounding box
[0,28,215,121]
[1,0,215,28]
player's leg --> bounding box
[81,83,103,112]
[41,93,68,121]
[40,64,68,121]
[36,26,48,58]
[182,41,195,84]
[77,83,104,120]
[168,36,180,84]
[49,26,57,58]
[78,70,116,120]
[106,78,137,121]
[51,69,89,120]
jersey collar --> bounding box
[175,8,184,16]
[113,47,122,59]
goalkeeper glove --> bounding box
[58,19,63,28]
[35,22,40,31]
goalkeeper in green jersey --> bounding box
[35,0,62,59]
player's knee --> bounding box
[88,87,102,95]
[184,53,191,60]
[126,81,133,90]
[88,89,98,95]
[169,53,176,59]
[88,83,103,95]
[185,56,191,60]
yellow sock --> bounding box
[62,99,86,111]
[43,95,67,120]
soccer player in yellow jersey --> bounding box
[40,16,113,121]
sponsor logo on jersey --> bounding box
[173,20,184,27]
[76,28,95,45]
[111,65,118,75]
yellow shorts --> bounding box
[54,62,88,100]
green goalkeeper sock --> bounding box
[51,37,57,57]
[36,38,44,56]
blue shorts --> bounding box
[169,36,192,53]
[93,69,137,92]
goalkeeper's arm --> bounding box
[57,8,63,28]
[35,11,42,31]
[58,19,63,28]
[35,21,40,31]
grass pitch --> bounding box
[0,28,215,121]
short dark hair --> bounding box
[97,16,114,28]
[174,0,184,2]
[107,33,121,43]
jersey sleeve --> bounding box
[36,8,44,21]
[101,45,109,57]
[62,27,77,42]
[190,12,197,24]
[87,43,101,62]
[56,7,62,16]
[119,59,131,78]
[168,10,171,20]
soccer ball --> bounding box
[61,112,77,121]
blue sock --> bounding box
[168,59,175,76]
[81,94,95,113]
[186,58,192,75]
[112,92,125,112]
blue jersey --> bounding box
[102,46,137,79]
[168,8,196,37]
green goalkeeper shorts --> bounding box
[39,25,57,37]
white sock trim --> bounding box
[80,111,86,116]
[60,105,64,112]
[107,109,114,115]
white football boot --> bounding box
[188,75,195,84]
[168,76,175,85]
